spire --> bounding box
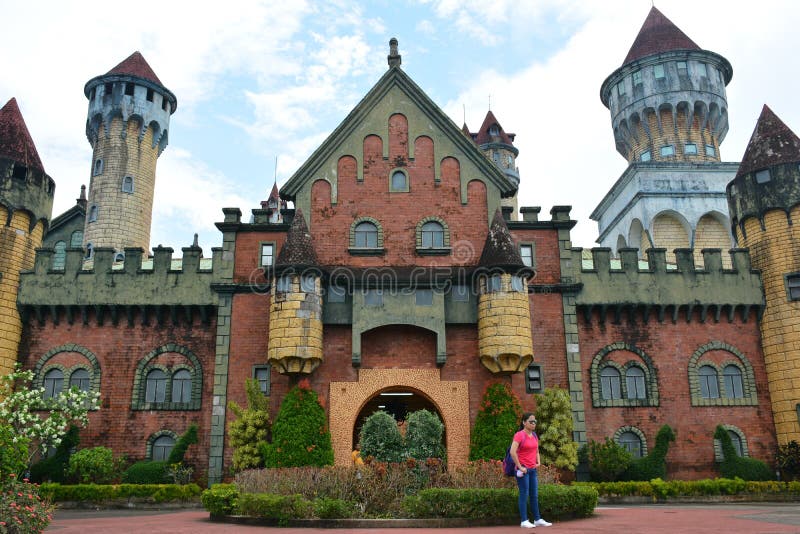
[387,38,401,68]
[0,98,45,173]
[275,210,319,270]
[269,181,280,204]
[623,7,700,65]
[77,184,87,209]
[479,209,524,269]
[106,51,164,86]
[736,105,800,179]
[474,110,515,146]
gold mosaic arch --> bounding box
[329,368,469,467]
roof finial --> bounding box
[388,38,401,68]
[192,233,199,247]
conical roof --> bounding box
[106,51,164,86]
[275,209,319,269]
[268,182,281,203]
[736,105,800,178]
[474,110,515,146]
[478,209,524,269]
[0,98,45,172]
[623,7,700,65]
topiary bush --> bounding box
[776,440,800,481]
[469,382,522,461]
[121,460,168,484]
[167,424,199,465]
[228,378,271,472]
[358,411,405,463]
[535,387,578,470]
[714,425,774,481]
[66,446,122,484]
[201,484,239,516]
[405,409,445,461]
[586,438,632,482]
[623,424,675,481]
[29,425,80,484]
[262,381,333,467]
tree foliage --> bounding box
[359,411,405,463]
[585,438,632,482]
[776,440,800,481]
[534,387,578,470]
[405,409,445,461]
[229,378,271,472]
[469,382,522,461]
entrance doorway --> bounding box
[353,388,443,449]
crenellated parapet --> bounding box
[574,247,764,324]
[17,243,221,326]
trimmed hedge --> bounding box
[202,484,239,516]
[39,483,202,503]
[122,461,168,484]
[578,478,800,499]
[237,493,312,519]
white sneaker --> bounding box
[520,520,536,528]
[534,519,552,527]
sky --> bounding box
[2,0,799,254]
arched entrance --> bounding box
[329,368,470,467]
[353,387,445,449]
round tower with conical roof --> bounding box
[727,105,800,444]
[0,98,54,374]
[600,7,732,164]
[83,51,176,256]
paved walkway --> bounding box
[47,504,800,533]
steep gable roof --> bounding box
[107,51,164,86]
[473,110,515,146]
[736,105,800,178]
[479,209,525,270]
[275,209,319,270]
[623,7,700,65]
[281,66,514,199]
[0,98,45,173]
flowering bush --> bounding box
[0,475,52,533]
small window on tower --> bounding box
[93,159,103,176]
[88,205,98,222]
[684,143,698,155]
[162,98,168,112]
[85,243,94,259]
[125,83,134,96]
[489,125,499,136]
[89,88,96,101]
[616,81,625,96]
[754,169,771,184]
[653,64,665,80]
[786,274,800,301]
[12,165,26,180]
[146,89,154,102]
[122,176,134,193]
[660,145,675,157]
[632,70,642,87]
[705,144,716,157]
[677,61,688,75]
[104,83,113,97]
[640,150,652,162]
[697,63,708,77]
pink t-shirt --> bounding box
[513,430,539,468]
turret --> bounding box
[600,7,732,164]
[82,51,177,256]
[727,105,800,445]
[0,98,55,374]
[260,181,284,224]
[476,209,533,373]
[267,210,323,374]
[466,111,520,219]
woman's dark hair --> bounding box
[518,411,536,431]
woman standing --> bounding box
[509,412,552,528]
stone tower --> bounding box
[0,98,54,374]
[83,51,176,256]
[267,210,324,374]
[477,209,533,373]
[727,105,800,445]
[592,7,737,264]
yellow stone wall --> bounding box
[739,207,800,444]
[0,206,44,375]
[694,214,733,268]
[477,273,533,373]
[329,368,470,467]
[267,275,323,374]
[84,117,158,252]
[651,213,690,257]
[627,108,721,163]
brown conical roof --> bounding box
[736,105,800,178]
[478,209,524,269]
[474,110,515,146]
[268,182,281,203]
[107,51,164,86]
[276,209,319,269]
[623,7,700,65]
[0,98,45,173]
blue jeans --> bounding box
[516,467,540,522]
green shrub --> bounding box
[0,423,28,478]
[66,446,121,484]
[228,378,271,472]
[201,484,239,516]
[29,425,80,484]
[237,493,312,519]
[39,482,202,502]
[469,383,521,461]
[122,460,168,484]
[535,388,578,470]
[405,409,445,461]
[358,411,405,464]
[262,382,333,467]
[167,424,199,465]
[587,438,632,482]
[714,425,774,481]
[623,424,675,481]
[776,440,800,481]
[313,497,357,519]
[0,475,53,533]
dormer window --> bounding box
[489,125,499,136]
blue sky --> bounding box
[2,0,799,253]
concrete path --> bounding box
[47,504,800,533]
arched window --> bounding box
[53,241,67,270]
[88,205,98,223]
[152,435,175,461]
[70,230,83,248]
[171,370,192,404]
[723,365,744,398]
[600,367,621,400]
[69,369,90,392]
[390,170,407,191]
[43,369,64,399]
[354,222,378,248]
[421,221,444,248]
[699,365,720,399]
[93,159,103,176]
[625,366,646,399]
[618,431,643,458]
[145,369,167,403]
[122,176,134,194]
[728,430,743,457]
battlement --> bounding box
[0,157,55,229]
[574,247,764,324]
[18,243,221,326]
